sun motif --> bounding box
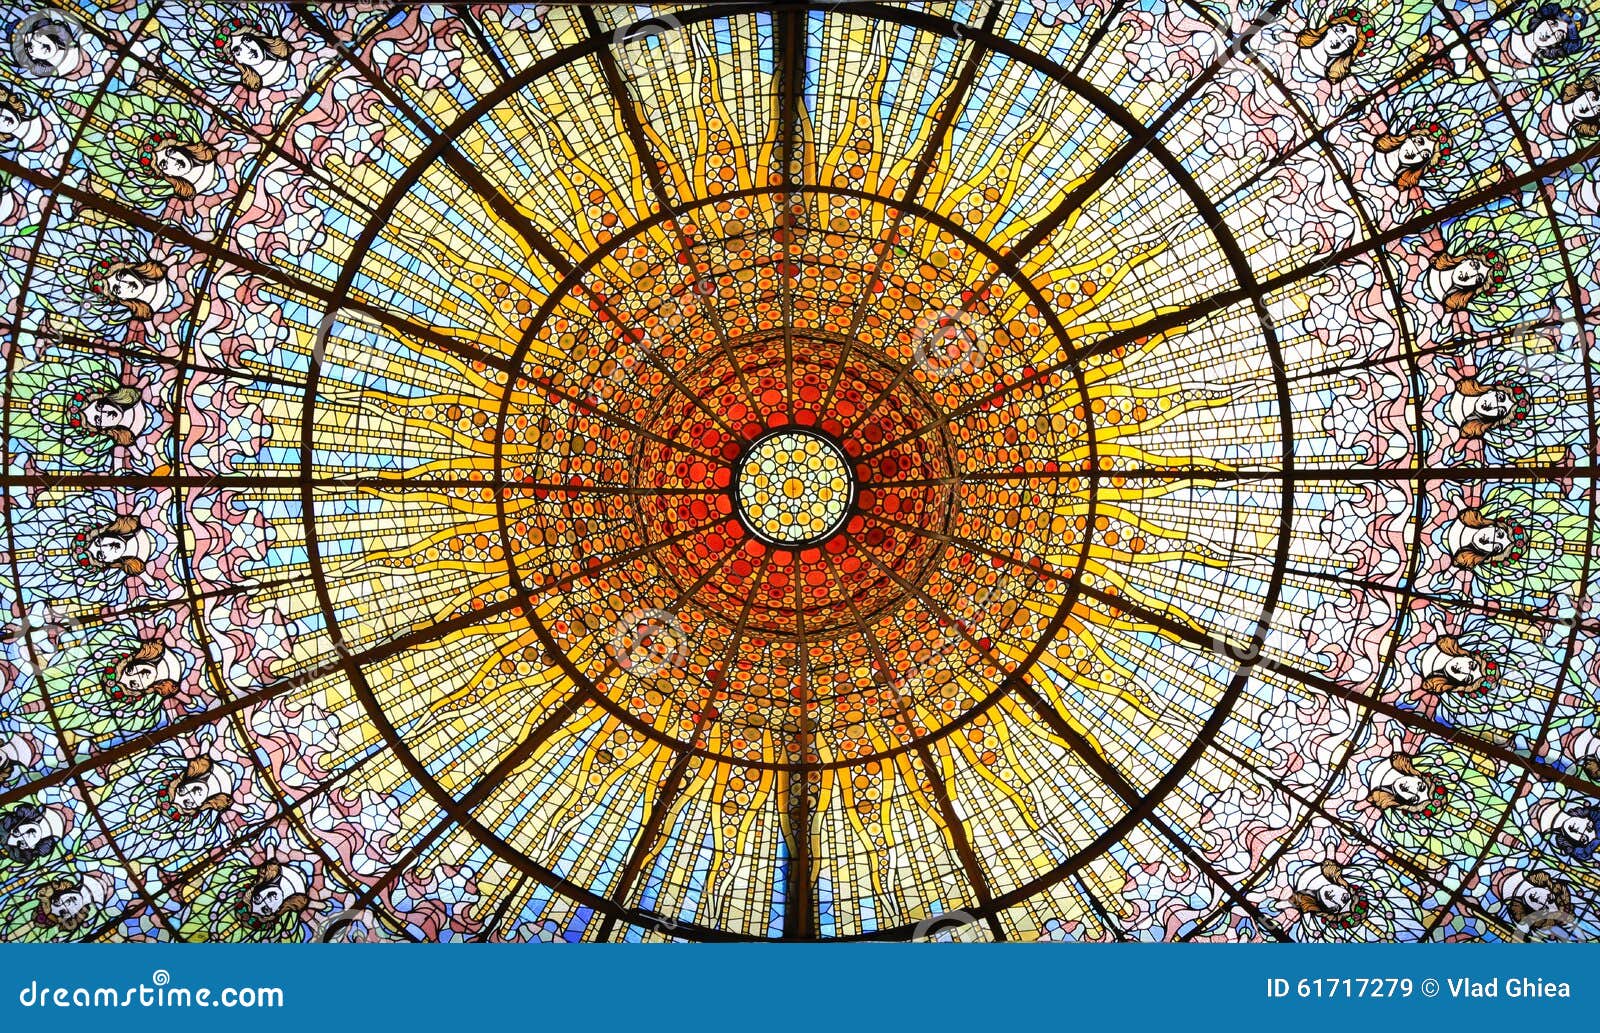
[734,429,855,545]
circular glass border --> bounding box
[730,427,858,548]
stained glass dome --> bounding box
[0,0,1597,943]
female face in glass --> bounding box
[229,36,265,66]
[118,658,159,695]
[1396,134,1435,167]
[1470,524,1512,555]
[1323,21,1360,55]
[1391,773,1427,805]
[49,887,87,922]
[1558,811,1596,845]
[105,271,147,301]
[172,778,209,810]
[24,29,66,67]
[1442,654,1483,684]
[1450,257,1490,289]
[83,398,129,431]
[4,818,45,851]
[1474,388,1515,419]
[154,146,198,179]
[86,532,130,565]
[1318,883,1352,912]
[249,883,283,917]
[1532,14,1576,51]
